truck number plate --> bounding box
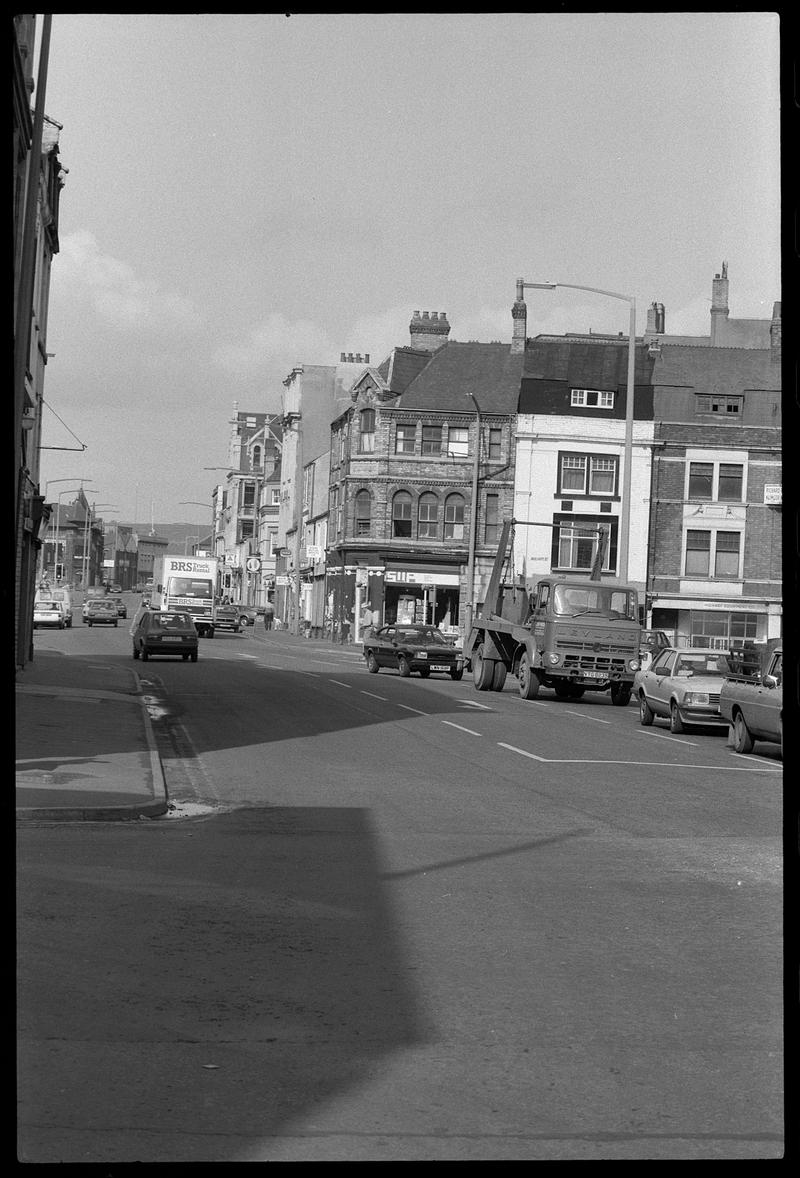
[581,670,607,680]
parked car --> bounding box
[635,647,729,733]
[719,644,782,755]
[132,610,198,661]
[230,604,264,627]
[81,586,107,619]
[114,597,128,619]
[85,599,120,627]
[33,599,66,629]
[109,583,123,594]
[214,605,242,633]
[363,624,465,679]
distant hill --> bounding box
[113,522,214,547]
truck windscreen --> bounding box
[170,578,212,598]
[553,585,636,620]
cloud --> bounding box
[212,312,338,378]
[56,230,202,331]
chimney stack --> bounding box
[710,261,730,346]
[770,301,781,361]
[511,277,527,354]
[409,309,450,351]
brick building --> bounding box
[326,311,523,640]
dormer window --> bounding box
[571,388,615,409]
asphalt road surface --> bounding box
[18,614,783,1161]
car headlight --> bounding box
[415,651,428,659]
[545,651,561,666]
[628,658,640,671]
[683,692,709,705]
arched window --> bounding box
[359,408,375,452]
[418,492,439,539]
[392,491,412,538]
[355,490,371,537]
[251,445,262,470]
[444,493,465,540]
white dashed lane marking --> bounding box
[442,721,482,736]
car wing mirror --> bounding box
[762,673,778,689]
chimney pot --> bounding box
[365,353,370,363]
[340,353,346,362]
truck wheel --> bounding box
[669,700,684,733]
[611,683,632,707]
[398,656,411,677]
[733,710,755,754]
[366,651,379,674]
[491,661,507,692]
[639,692,654,725]
[472,644,494,691]
[518,652,540,699]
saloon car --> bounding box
[635,646,729,733]
[132,610,198,661]
[214,605,242,633]
[33,599,66,629]
[363,624,464,679]
[114,597,128,619]
[85,598,120,627]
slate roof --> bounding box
[396,342,523,414]
[652,343,780,392]
[386,346,436,395]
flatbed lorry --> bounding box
[463,520,642,703]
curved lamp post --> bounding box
[464,391,482,637]
[520,279,636,581]
[53,482,96,583]
[83,503,117,588]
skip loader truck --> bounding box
[463,520,642,703]
[150,554,219,638]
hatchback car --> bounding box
[132,610,198,661]
[85,599,120,627]
[114,597,128,619]
[363,624,464,679]
[635,647,729,733]
[214,605,242,633]
[33,599,66,629]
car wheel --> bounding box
[182,654,189,661]
[611,683,632,707]
[491,660,507,692]
[190,652,198,662]
[518,652,540,699]
[419,667,431,678]
[398,656,411,677]
[141,649,149,661]
[732,710,755,754]
[450,667,464,681]
[472,644,494,691]
[639,692,654,725]
[114,621,118,627]
[366,651,380,674]
[239,615,249,627]
[88,621,93,627]
[669,701,684,733]
[132,646,139,659]
[207,629,214,639]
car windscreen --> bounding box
[674,654,725,677]
[170,578,212,597]
[396,628,448,644]
[553,585,637,620]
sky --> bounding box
[37,12,781,528]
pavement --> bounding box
[15,649,168,822]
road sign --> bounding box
[246,556,261,572]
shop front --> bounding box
[649,595,782,650]
[384,566,461,636]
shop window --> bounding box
[446,426,469,457]
[690,610,759,649]
[359,408,375,453]
[418,493,439,538]
[392,491,412,538]
[355,490,371,537]
[421,425,442,456]
[444,494,465,540]
[484,494,500,544]
[395,423,416,454]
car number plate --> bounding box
[430,664,449,671]
[162,636,183,642]
[581,670,607,679]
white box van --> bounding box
[50,586,73,627]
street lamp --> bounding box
[53,483,96,583]
[38,478,90,583]
[465,392,482,637]
[519,279,636,581]
[82,503,117,589]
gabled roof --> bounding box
[385,346,436,395]
[396,342,523,414]
[522,335,654,386]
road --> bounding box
[18,601,784,1161]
